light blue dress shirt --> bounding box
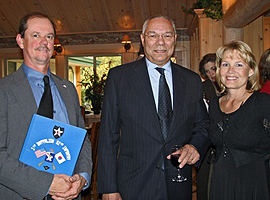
[145,58,174,110]
[22,63,69,124]
[22,63,90,190]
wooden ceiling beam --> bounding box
[223,0,270,28]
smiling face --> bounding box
[140,17,176,67]
[16,17,55,74]
[220,50,254,92]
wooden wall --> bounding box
[196,11,223,60]
[190,28,200,74]
[263,17,270,51]
[189,9,223,74]
[244,16,264,62]
[189,15,270,73]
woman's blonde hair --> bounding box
[215,40,260,93]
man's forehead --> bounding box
[27,17,51,24]
[145,18,173,31]
[146,30,174,33]
[25,18,54,33]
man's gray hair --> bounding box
[141,14,176,35]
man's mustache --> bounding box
[35,46,51,52]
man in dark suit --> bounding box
[0,13,92,199]
[97,15,210,200]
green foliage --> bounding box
[79,56,121,113]
[80,68,106,114]
[182,0,223,20]
[96,56,121,78]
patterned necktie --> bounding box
[155,67,173,139]
[37,75,53,119]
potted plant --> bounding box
[80,68,106,115]
[182,0,223,20]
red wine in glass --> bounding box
[171,145,187,182]
[171,154,180,167]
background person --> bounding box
[259,48,270,94]
[199,53,220,104]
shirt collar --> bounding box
[145,57,172,73]
[22,63,55,86]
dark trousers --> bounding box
[197,148,212,200]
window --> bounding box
[6,59,56,75]
[68,55,121,112]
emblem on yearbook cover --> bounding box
[53,126,64,139]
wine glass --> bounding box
[171,145,187,182]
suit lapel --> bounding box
[52,75,77,126]
[130,58,162,138]
[11,68,37,120]
[169,63,187,138]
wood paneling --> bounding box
[244,16,264,62]
[263,17,270,51]
[0,0,198,38]
[195,10,223,60]
[190,28,200,73]
[223,0,270,28]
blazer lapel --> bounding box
[130,58,163,139]
[11,68,37,120]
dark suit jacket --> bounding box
[0,67,92,200]
[97,58,210,200]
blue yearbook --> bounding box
[19,114,87,176]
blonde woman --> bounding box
[209,41,270,200]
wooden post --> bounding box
[222,0,243,43]
[194,9,223,59]
[0,58,4,78]
[55,55,68,79]
[223,27,244,44]
[75,66,82,105]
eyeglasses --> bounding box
[144,33,175,41]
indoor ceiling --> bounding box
[0,0,198,38]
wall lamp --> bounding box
[122,34,131,52]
